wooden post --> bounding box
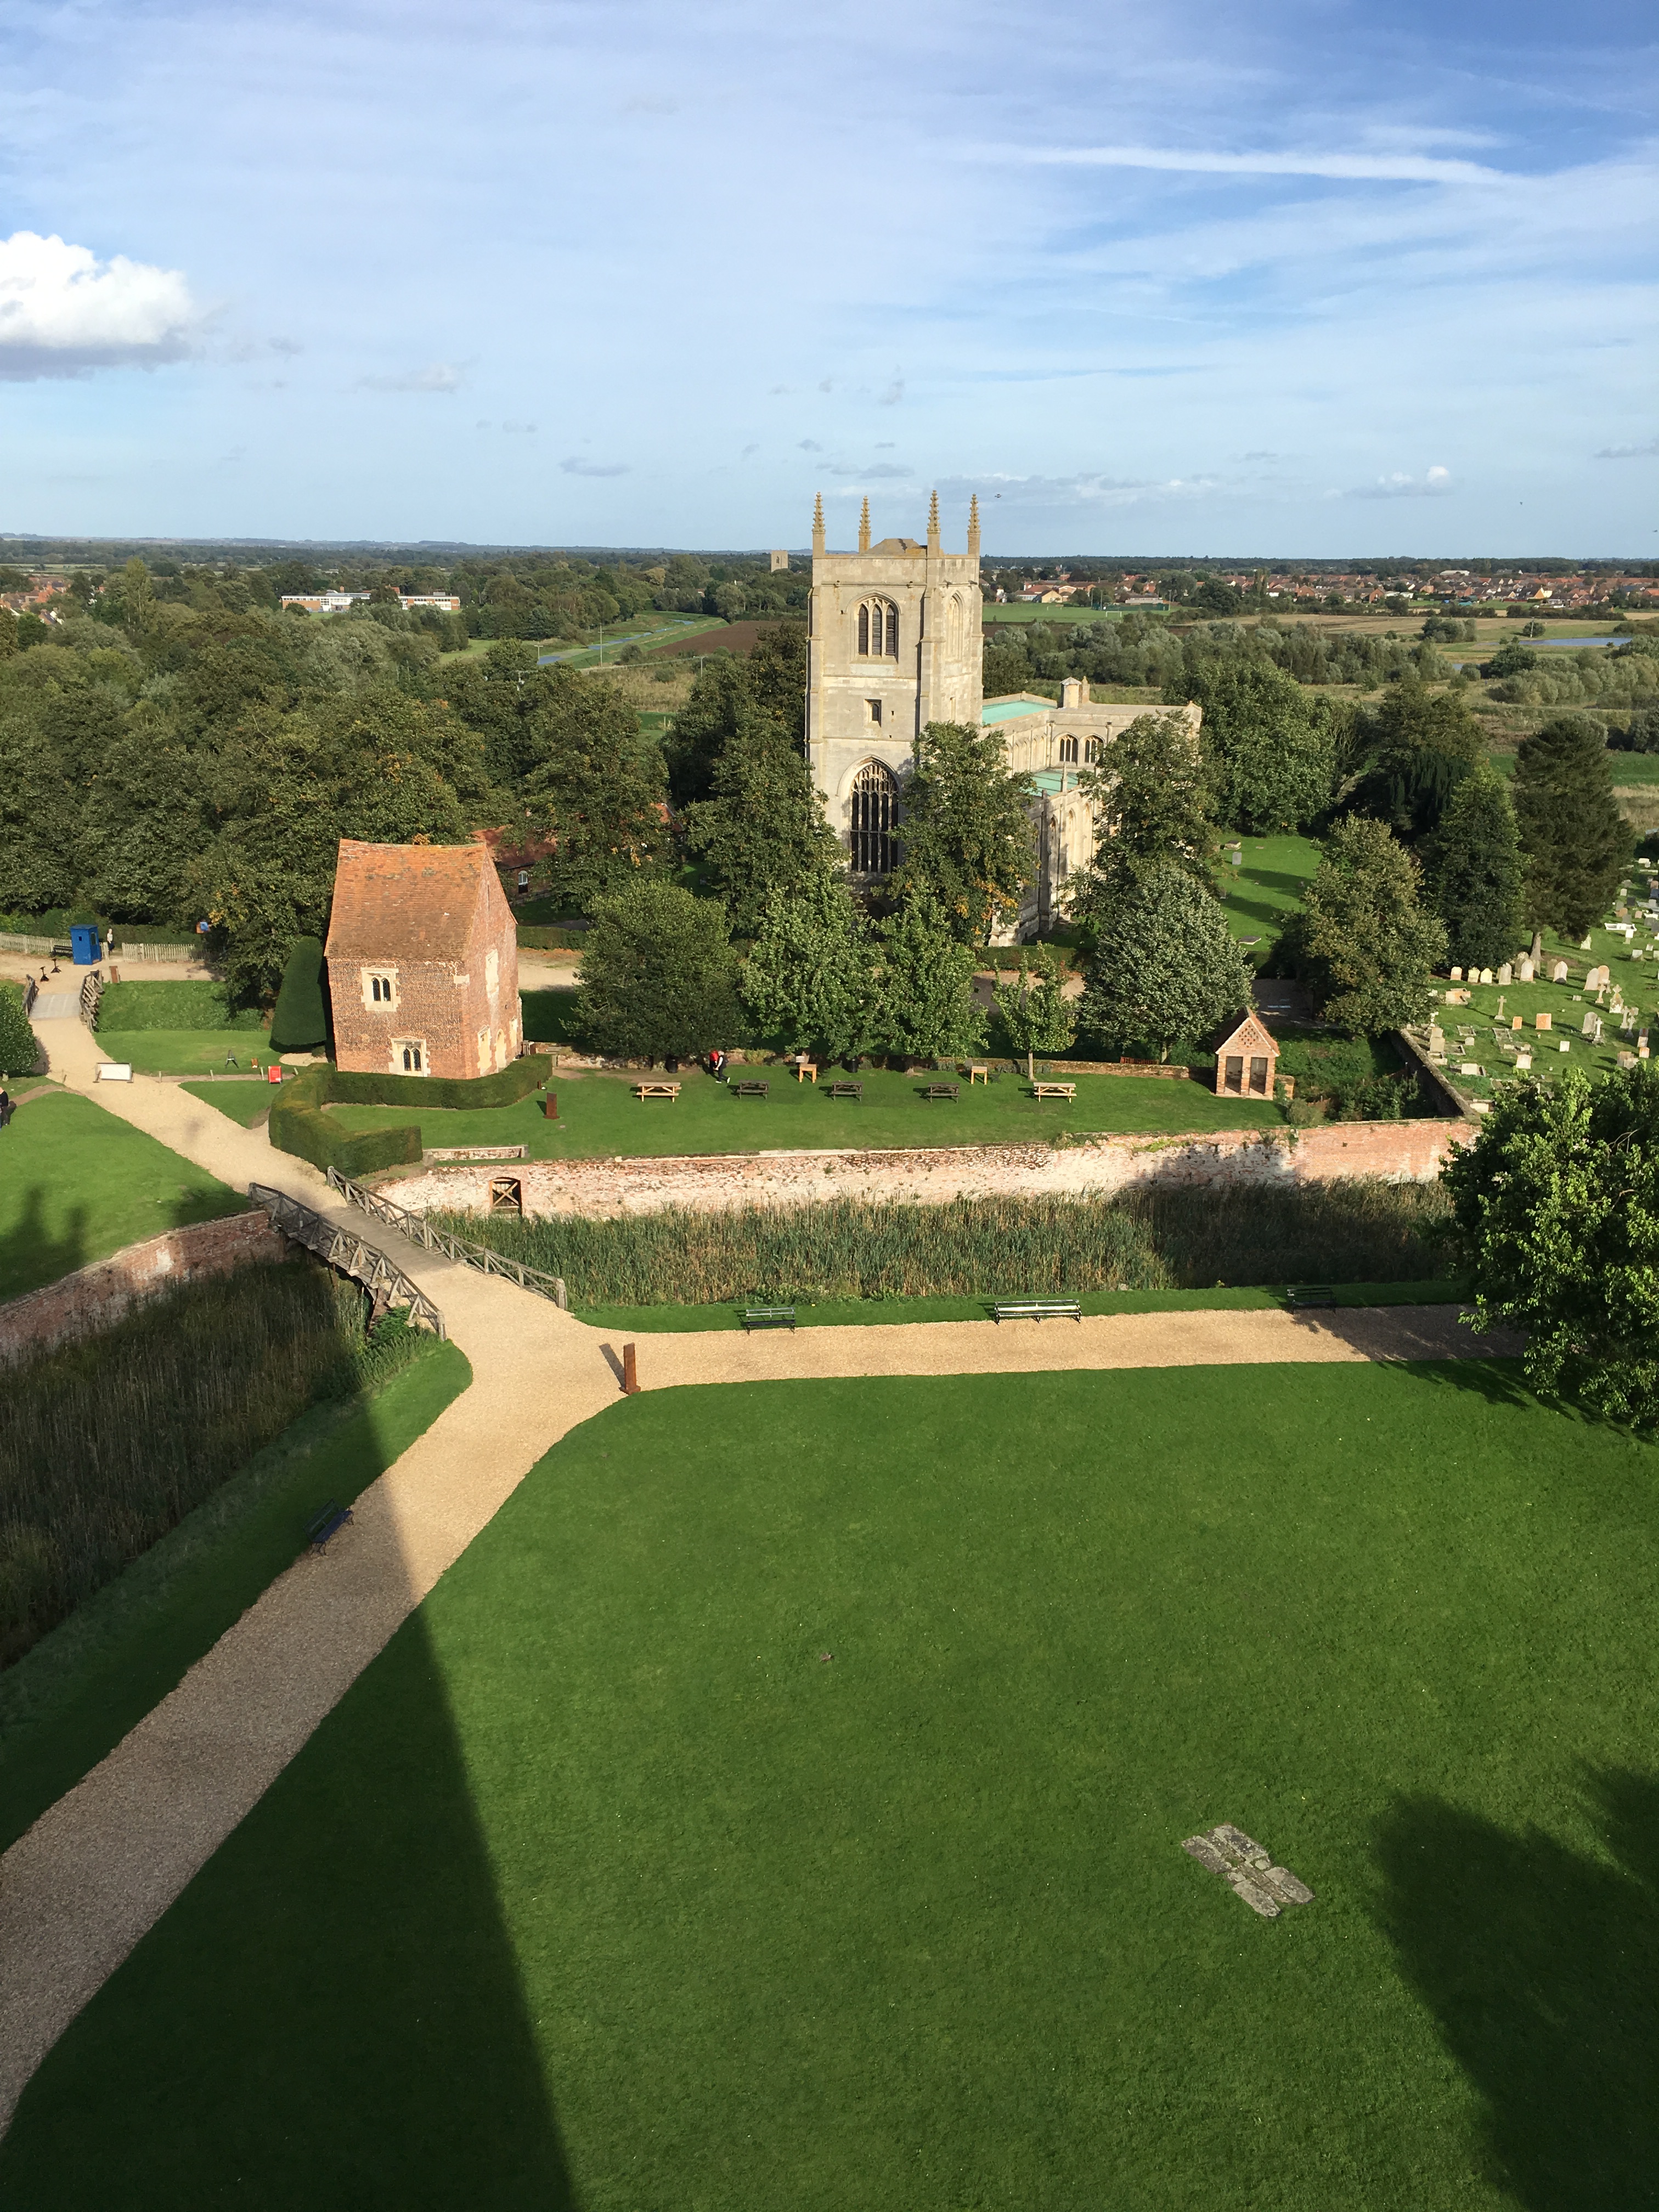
[622,1341,640,1395]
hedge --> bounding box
[266,1055,552,1176]
[325,1054,550,1112]
[516,926,588,950]
[270,936,329,1052]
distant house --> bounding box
[280,591,370,614]
[1211,1011,1279,1102]
[325,839,520,1080]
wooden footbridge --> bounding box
[247,1183,448,1339]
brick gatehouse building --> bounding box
[325,838,521,1080]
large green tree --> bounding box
[741,876,872,1063]
[1084,710,1216,883]
[870,889,986,1062]
[1289,815,1447,1037]
[663,625,807,804]
[521,672,668,915]
[1513,715,1629,938]
[575,882,742,1063]
[1361,680,1485,841]
[682,704,837,935]
[1079,861,1253,1061]
[887,721,1035,945]
[992,944,1077,1077]
[1427,765,1525,974]
[1443,1063,1659,1424]
[1175,658,1334,833]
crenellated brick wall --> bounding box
[0,1209,287,1367]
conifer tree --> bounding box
[1429,766,1525,974]
[1513,715,1629,938]
[1079,861,1253,1062]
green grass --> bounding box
[179,1078,274,1125]
[11,1362,1657,2208]
[1434,904,1658,1095]
[1216,831,1323,961]
[95,1029,277,1075]
[95,979,262,1032]
[328,1062,1284,1161]
[0,1338,469,1853]
[0,1090,247,1301]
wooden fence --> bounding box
[248,1182,448,1339]
[325,1165,568,1308]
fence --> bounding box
[248,1182,448,1339]
[0,932,63,958]
[79,971,104,1028]
[115,939,198,963]
[325,1165,569,1308]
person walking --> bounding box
[708,1047,727,1082]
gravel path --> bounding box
[0,1014,1511,2130]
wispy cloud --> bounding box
[1595,438,1658,459]
[1344,465,1453,499]
[1009,144,1507,184]
[0,230,201,379]
[560,455,628,477]
[830,461,912,479]
[358,362,462,393]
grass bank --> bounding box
[11,1363,1655,2208]
[436,1179,1453,1306]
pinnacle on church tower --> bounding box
[811,492,825,556]
[858,496,871,553]
[967,492,981,559]
[927,488,940,552]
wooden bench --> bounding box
[967,1064,991,1085]
[633,1081,681,1102]
[1030,1081,1076,1101]
[990,1300,1082,1324]
[924,1082,960,1102]
[1287,1285,1337,1310]
[795,1062,818,1084]
[826,1080,862,1099]
[742,1305,797,1332]
[306,1500,354,1553]
[730,1079,769,1098]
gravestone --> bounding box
[1517,956,1535,981]
[1551,960,1570,983]
[1479,968,1494,985]
[1498,962,1513,985]
[1582,1011,1599,1039]
[1449,966,1463,982]
[1536,1012,1552,1031]
[1181,1825,1315,1922]
[1512,1015,1524,1030]
[1516,1051,1532,1070]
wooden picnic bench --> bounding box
[826,1080,862,1099]
[306,1500,354,1553]
[1287,1285,1337,1310]
[742,1306,797,1331]
[730,1079,769,1098]
[1030,1081,1076,1101]
[632,1081,681,1102]
[795,1062,818,1083]
[990,1299,1082,1323]
[967,1064,990,1085]
[924,1082,960,1102]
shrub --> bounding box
[269,936,329,1052]
[265,1054,552,1176]
[0,982,38,1076]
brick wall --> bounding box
[332,939,520,1082]
[0,1209,287,1367]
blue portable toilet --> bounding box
[70,925,101,966]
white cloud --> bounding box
[1345,465,1454,499]
[358,362,462,393]
[1009,144,1506,184]
[561,455,629,477]
[0,230,200,378]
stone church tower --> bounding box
[805,490,983,877]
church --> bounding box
[804,492,1201,938]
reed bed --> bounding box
[433,1179,1453,1309]
[0,1261,424,1667]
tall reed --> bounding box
[0,1261,424,1667]
[433,1178,1452,1308]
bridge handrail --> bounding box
[325,1166,568,1308]
[247,1181,448,1340]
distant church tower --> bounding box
[806,490,983,877]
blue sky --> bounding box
[0,0,1654,555]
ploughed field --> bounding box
[9,1361,1656,2209]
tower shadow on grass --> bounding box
[1373,1772,1659,2210]
[0,1606,579,2210]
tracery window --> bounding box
[1059,735,1079,764]
[856,598,899,658]
[1085,737,1104,763]
[850,758,898,875]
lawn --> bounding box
[0,1338,470,1852]
[1216,831,1322,962]
[180,1077,275,1125]
[325,1061,1285,1160]
[95,979,261,1032]
[95,1029,276,1075]
[10,1362,1656,2208]
[0,1090,247,1300]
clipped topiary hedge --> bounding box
[270,936,330,1052]
[266,1056,552,1176]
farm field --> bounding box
[324,1060,1286,1161]
[9,1362,1655,2209]
[0,1090,247,1300]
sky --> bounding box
[0,0,1654,556]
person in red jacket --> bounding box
[708,1048,727,1081]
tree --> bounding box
[993,944,1077,1077]
[869,889,986,1062]
[0,983,38,1076]
[682,704,838,935]
[887,720,1035,945]
[1080,709,1216,892]
[1443,1063,1659,1424]
[1427,766,1525,973]
[269,936,330,1052]
[0,724,80,913]
[521,673,668,915]
[662,627,808,806]
[575,882,741,1062]
[1176,658,1334,832]
[1289,815,1447,1037]
[741,876,872,1063]
[1079,861,1253,1061]
[1361,680,1485,841]
[1514,715,1629,939]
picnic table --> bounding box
[967,1064,990,1085]
[924,1082,960,1102]
[633,1081,681,1102]
[1030,1081,1076,1101]
[795,1062,818,1084]
[826,1081,862,1099]
[1287,1285,1337,1310]
[730,1079,769,1098]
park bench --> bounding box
[742,1306,797,1332]
[1287,1285,1337,1310]
[633,1081,681,1103]
[795,1062,818,1084]
[990,1299,1082,1323]
[826,1081,862,1099]
[1030,1081,1076,1102]
[306,1500,354,1553]
[730,1080,769,1098]
[924,1082,960,1102]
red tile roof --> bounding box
[324,838,505,963]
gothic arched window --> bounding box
[850,758,898,875]
[1059,735,1080,764]
[856,598,898,658]
[1085,737,1104,763]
